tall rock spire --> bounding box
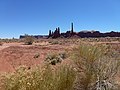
[49,30,52,37]
[71,22,74,33]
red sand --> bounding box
[0,43,67,72]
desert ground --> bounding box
[0,38,120,90]
[0,38,120,71]
[0,42,66,72]
[0,39,77,72]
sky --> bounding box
[0,0,120,38]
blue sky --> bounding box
[0,0,120,38]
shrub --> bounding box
[49,40,59,45]
[45,52,67,65]
[24,35,34,45]
[52,41,59,44]
[59,52,67,59]
[72,44,120,90]
[45,53,62,65]
[1,64,76,90]
[33,53,40,59]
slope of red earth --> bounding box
[0,43,71,73]
[0,41,119,86]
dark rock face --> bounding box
[49,23,75,38]
[51,27,61,38]
[77,31,120,38]
[49,30,120,38]
[20,35,48,39]
[20,23,120,39]
[48,23,120,38]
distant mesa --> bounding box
[20,35,48,39]
[20,23,120,39]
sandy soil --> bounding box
[0,42,69,72]
[0,41,119,73]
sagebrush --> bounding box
[72,44,120,90]
[1,64,76,90]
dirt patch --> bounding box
[0,44,68,73]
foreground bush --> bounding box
[72,44,120,90]
[1,64,76,90]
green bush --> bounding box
[1,64,76,90]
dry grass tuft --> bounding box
[0,64,76,90]
[72,44,120,90]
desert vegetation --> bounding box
[0,64,76,90]
[72,44,120,90]
[0,38,120,90]
[45,52,67,65]
[24,35,34,45]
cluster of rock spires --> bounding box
[20,23,120,39]
[48,23,74,38]
[48,27,61,38]
[48,23,120,38]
